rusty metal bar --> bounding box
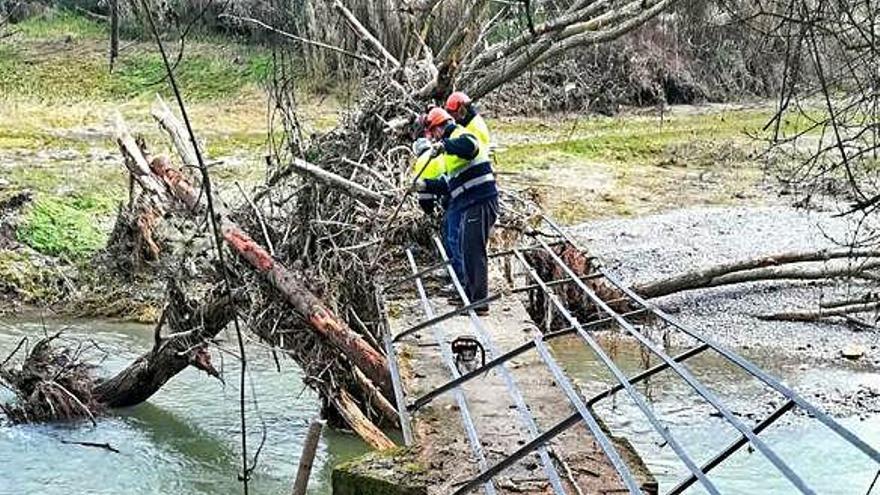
[405,249,497,495]
[513,247,722,495]
[453,343,710,495]
[431,236,567,495]
[536,236,815,494]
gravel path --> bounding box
[570,205,880,368]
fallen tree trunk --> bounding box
[758,300,880,322]
[220,225,393,399]
[634,249,880,299]
[525,244,634,328]
[94,286,237,407]
[140,108,392,400]
[332,388,396,450]
[112,108,396,449]
[1,287,235,422]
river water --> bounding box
[553,334,880,494]
[2,318,878,494]
[0,318,369,495]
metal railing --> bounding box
[377,214,880,494]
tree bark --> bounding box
[287,157,386,206]
[634,249,880,299]
[758,301,880,322]
[220,224,393,399]
[115,110,395,448]
[332,388,396,450]
[94,290,237,407]
[142,153,393,400]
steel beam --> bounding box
[536,236,814,494]
[431,236,567,495]
[667,399,797,495]
[406,249,497,495]
[393,274,606,343]
[408,309,649,412]
[374,289,414,445]
[513,247,722,495]
[453,343,710,495]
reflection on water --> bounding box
[551,332,880,494]
[0,318,369,495]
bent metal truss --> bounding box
[376,214,880,495]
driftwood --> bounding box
[112,106,396,449]
[292,418,324,495]
[525,244,633,328]
[93,286,236,407]
[0,287,233,423]
[634,249,880,299]
[759,301,880,322]
[333,0,400,68]
[287,158,387,206]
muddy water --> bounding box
[0,319,369,495]
[552,334,880,494]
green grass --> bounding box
[0,10,272,102]
[15,10,107,40]
[489,108,788,223]
[17,197,108,259]
[494,109,786,171]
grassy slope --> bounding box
[2,11,795,260]
[491,107,799,222]
[0,11,339,263]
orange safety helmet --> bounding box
[425,107,453,131]
[445,91,471,113]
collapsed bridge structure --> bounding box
[375,215,880,494]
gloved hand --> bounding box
[431,141,445,153]
[410,179,427,192]
[412,137,431,156]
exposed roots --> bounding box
[0,332,101,424]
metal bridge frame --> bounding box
[377,214,880,495]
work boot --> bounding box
[439,283,457,297]
[447,296,464,307]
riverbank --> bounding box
[1,11,804,320]
[574,205,880,368]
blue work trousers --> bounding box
[443,208,466,286]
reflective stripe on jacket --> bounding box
[424,123,497,211]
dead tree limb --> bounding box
[118,115,393,402]
[333,388,396,450]
[758,301,880,322]
[634,249,880,299]
[333,0,401,68]
[820,293,880,308]
[151,95,199,169]
[94,289,237,408]
[287,158,386,206]
[352,365,399,428]
[220,13,381,66]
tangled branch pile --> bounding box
[0,332,101,424]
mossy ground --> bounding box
[0,9,342,312]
